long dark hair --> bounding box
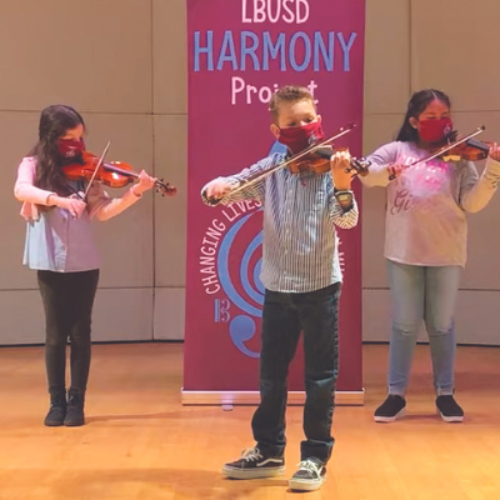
[28,104,85,196]
[396,89,451,142]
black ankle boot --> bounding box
[44,389,67,426]
[64,388,85,426]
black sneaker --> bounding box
[436,395,464,423]
[374,395,406,422]
[222,447,285,479]
[289,458,326,492]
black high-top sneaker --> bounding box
[63,388,85,426]
[222,446,285,479]
[44,389,67,426]
[289,457,327,492]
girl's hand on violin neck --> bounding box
[488,143,500,162]
[204,178,234,201]
[330,150,354,190]
[51,195,87,218]
[134,170,156,195]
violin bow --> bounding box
[207,123,356,206]
[83,140,111,200]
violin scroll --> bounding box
[346,156,371,177]
[154,177,177,197]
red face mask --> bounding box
[278,120,325,155]
[57,138,85,159]
[417,117,453,144]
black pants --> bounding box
[251,283,340,464]
[37,270,100,394]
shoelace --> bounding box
[241,447,264,463]
[296,460,322,478]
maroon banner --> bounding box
[184,0,366,397]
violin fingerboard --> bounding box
[467,138,490,153]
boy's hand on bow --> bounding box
[204,177,234,201]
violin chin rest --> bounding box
[441,154,461,162]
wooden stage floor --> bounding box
[0,343,499,500]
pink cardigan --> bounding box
[14,156,143,221]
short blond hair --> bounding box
[269,85,316,122]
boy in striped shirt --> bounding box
[202,85,358,492]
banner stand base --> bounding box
[181,389,364,406]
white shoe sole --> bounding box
[437,409,464,423]
[289,474,326,492]
[222,465,285,479]
[374,407,406,423]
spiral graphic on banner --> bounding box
[217,211,264,358]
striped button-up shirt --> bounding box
[203,152,359,293]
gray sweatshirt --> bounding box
[361,141,500,267]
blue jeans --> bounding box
[386,260,461,396]
[251,283,340,464]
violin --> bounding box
[62,151,177,196]
[436,136,493,162]
[288,144,370,177]
[287,144,334,175]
